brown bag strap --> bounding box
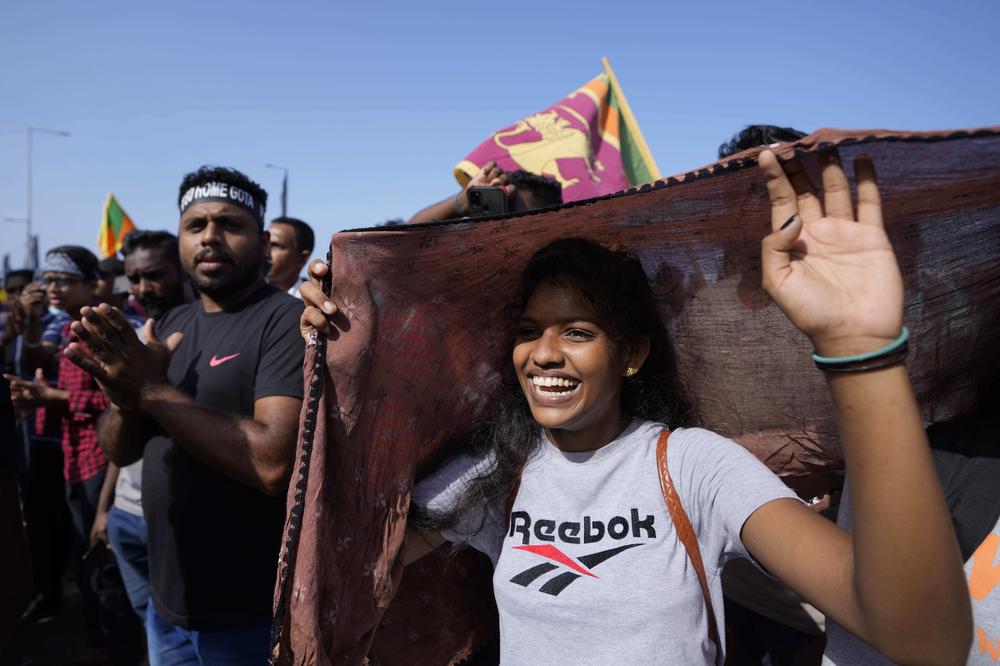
[656,429,723,664]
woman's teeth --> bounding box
[531,376,581,392]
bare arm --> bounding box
[407,161,513,225]
[743,369,967,664]
[98,380,299,495]
[66,307,300,496]
[98,407,152,467]
[408,193,464,225]
[742,150,971,665]
[138,385,300,496]
[18,284,59,372]
[89,462,119,547]
[5,368,68,416]
[96,462,119,514]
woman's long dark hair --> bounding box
[415,237,687,536]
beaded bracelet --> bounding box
[812,327,910,373]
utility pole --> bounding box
[26,127,71,268]
[265,163,289,218]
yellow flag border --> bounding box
[601,57,661,181]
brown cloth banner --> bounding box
[271,127,1000,665]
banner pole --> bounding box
[601,57,661,180]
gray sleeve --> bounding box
[411,453,504,562]
[670,428,801,568]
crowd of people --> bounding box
[0,125,995,665]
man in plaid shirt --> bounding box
[7,245,143,664]
[35,318,115,485]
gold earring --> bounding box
[625,367,638,377]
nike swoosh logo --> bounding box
[209,353,240,367]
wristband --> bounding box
[812,327,909,373]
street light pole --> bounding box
[26,129,31,247]
[26,126,71,268]
[265,163,288,218]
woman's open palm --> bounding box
[759,150,904,356]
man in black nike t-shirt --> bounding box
[66,166,304,664]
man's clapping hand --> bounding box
[64,304,183,411]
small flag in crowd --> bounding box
[98,194,137,258]
[454,57,661,203]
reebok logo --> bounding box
[508,509,656,545]
[509,543,643,596]
[209,353,240,367]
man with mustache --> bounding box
[122,229,190,320]
[67,167,305,665]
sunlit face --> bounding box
[178,201,267,299]
[266,223,307,284]
[43,271,93,315]
[513,280,637,434]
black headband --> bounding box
[179,181,265,224]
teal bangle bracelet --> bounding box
[811,327,910,364]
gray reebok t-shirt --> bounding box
[413,419,798,665]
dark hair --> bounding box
[3,269,34,287]
[121,229,181,269]
[415,237,685,537]
[46,245,100,281]
[270,217,315,254]
[718,125,808,159]
[177,165,268,224]
[508,170,563,207]
[98,257,124,277]
[379,218,405,228]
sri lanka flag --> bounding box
[454,58,661,203]
[98,194,136,258]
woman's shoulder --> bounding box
[605,420,738,459]
[627,421,738,442]
[669,425,739,448]
[665,426,772,474]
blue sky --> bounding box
[1,0,997,268]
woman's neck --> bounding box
[544,413,631,453]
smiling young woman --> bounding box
[512,244,655,452]
[300,153,973,665]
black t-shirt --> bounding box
[927,412,1000,561]
[142,284,304,629]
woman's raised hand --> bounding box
[299,259,338,341]
[759,150,904,357]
